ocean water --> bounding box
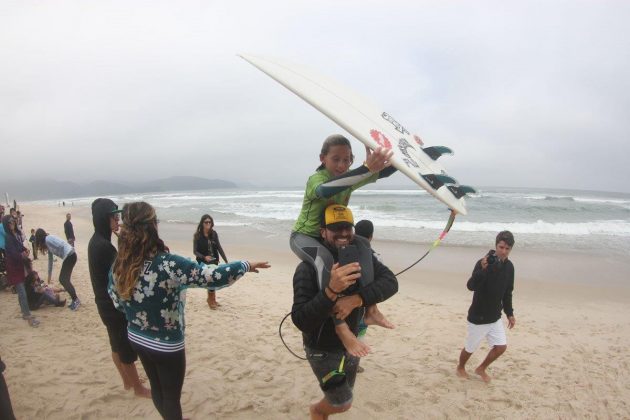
[54,187,630,256]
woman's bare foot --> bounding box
[364,305,395,329]
[336,323,370,357]
[207,291,219,309]
[133,384,152,398]
[474,367,491,383]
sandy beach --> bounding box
[2,204,630,419]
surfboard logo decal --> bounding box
[370,130,392,149]
[381,112,410,135]
[398,138,419,169]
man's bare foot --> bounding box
[309,403,322,420]
[336,324,370,357]
[134,385,151,398]
[474,367,491,383]
[364,305,395,329]
[456,366,469,379]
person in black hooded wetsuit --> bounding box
[87,198,150,398]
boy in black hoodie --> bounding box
[88,198,150,398]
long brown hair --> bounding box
[193,214,214,241]
[112,202,166,300]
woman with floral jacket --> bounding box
[108,201,269,420]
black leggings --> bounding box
[59,252,78,301]
[132,343,186,420]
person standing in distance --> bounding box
[456,231,516,383]
[64,213,75,247]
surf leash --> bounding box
[280,209,457,360]
[279,311,307,360]
[394,209,456,277]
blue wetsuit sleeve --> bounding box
[315,165,377,198]
[378,165,397,179]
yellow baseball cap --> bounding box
[322,204,354,229]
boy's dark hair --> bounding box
[355,220,374,239]
[496,230,515,247]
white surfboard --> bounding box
[240,54,474,215]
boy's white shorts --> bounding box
[464,319,507,353]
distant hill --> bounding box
[0,176,237,201]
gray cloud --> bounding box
[1,1,629,192]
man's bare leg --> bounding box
[309,398,351,420]
[335,323,370,357]
[474,345,506,383]
[456,348,472,379]
[363,304,395,329]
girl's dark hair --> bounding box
[35,228,48,253]
[194,214,214,241]
[316,134,354,170]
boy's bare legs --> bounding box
[363,304,395,329]
[309,398,351,420]
[474,345,506,383]
[112,352,151,398]
[456,348,472,379]
[335,323,370,357]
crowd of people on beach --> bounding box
[1,134,517,420]
[0,205,80,328]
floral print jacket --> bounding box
[108,252,250,352]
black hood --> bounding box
[91,198,118,241]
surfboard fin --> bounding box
[423,146,453,161]
[447,185,477,199]
[422,174,457,190]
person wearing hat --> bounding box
[88,198,150,398]
[291,204,398,419]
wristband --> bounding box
[325,287,339,302]
[327,285,342,295]
[363,161,372,172]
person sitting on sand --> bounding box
[290,134,397,358]
[456,231,516,383]
[291,204,398,420]
[24,271,66,309]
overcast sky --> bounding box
[2,1,629,193]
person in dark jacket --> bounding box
[193,214,228,309]
[87,198,150,398]
[291,205,398,419]
[64,213,75,246]
[456,231,516,383]
[2,215,39,327]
